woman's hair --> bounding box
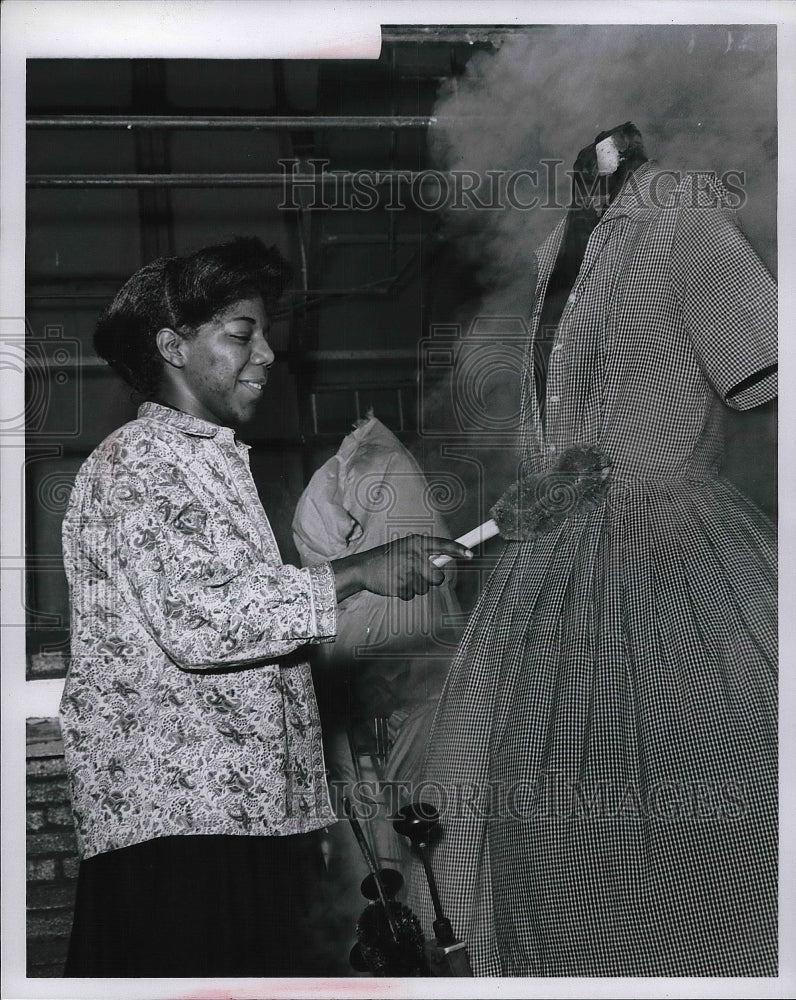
[94,236,292,397]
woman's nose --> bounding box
[251,333,275,367]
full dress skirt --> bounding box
[410,476,776,976]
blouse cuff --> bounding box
[307,563,338,643]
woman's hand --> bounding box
[331,534,473,603]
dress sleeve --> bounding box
[670,182,777,411]
[100,441,337,671]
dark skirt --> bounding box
[64,833,326,977]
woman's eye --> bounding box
[230,333,251,342]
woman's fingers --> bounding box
[416,536,474,564]
[414,536,472,585]
[389,535,473,599]
[333,534,475,602]
[413,574,431,597]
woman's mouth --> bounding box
[239,379,266,396]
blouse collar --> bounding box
[137,401,250,449]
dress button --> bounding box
[549,395,560,404]
[567,292,577,304]
[549,444,557,454]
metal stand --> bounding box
[393,802,473,976]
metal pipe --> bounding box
[27,170,444,188]
[304,350,416,362]
[321,234,425,246]
[27,115,436,130]
[381,26,506,44]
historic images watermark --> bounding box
[278,158,749,213]
[3,317,83,632]
[332,772,750,824]
[1,318,82,439]
[418,317,528,441]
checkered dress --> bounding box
[408,165,778,976]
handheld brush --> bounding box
[432,444,612,567]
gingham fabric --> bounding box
[408,164,778,976]
[61,403,337,859]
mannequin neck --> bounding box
[593,124,648,205]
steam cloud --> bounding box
[417,24,777,556]
[429,24,776,289]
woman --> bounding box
[411,125,778,976]
[59,236,470,977]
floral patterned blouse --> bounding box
[60,402,338,859]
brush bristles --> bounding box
[490,445,612,540]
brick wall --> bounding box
[26,717,79,978]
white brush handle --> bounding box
[431,519,500,567]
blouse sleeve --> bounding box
[670,176,777,411]
[94,438,337,671]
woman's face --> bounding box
[172,296,275,427]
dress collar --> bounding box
[598,160,677,223]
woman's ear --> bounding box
[156,327,186,369]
